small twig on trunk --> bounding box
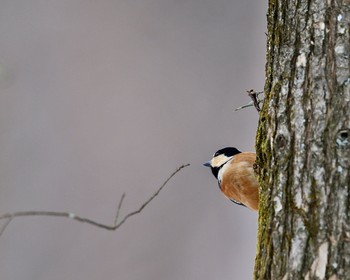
[0,163,190,237]
[234,89,264,112]
[247,89,262,112]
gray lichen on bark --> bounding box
[255,0,350,279]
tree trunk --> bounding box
[254,0,350,279]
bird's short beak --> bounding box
[203,161,211,167]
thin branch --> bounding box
[247,89,263,112]
[234,89,264,112]
[234,101,256,111]
[114,193,126,226]
[0,163,190,237]
[0,217,13,236]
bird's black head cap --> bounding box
[213,147,241,158]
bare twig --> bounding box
[0,164,190,237]
[247,89,263,112]
[234,89,264,112]
[234,102,255,111]
[114,193,126,226]
[0,217,13,236]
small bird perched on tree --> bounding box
[204,147,259,211]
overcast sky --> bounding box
[0,1,266,279]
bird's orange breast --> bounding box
[219,152,259,211]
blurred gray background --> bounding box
[0,1,266,279]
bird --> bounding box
[204,147,259,211]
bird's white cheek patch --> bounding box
[211,155,232,168]
[217,161,231,185]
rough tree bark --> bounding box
[254,0,350,279]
